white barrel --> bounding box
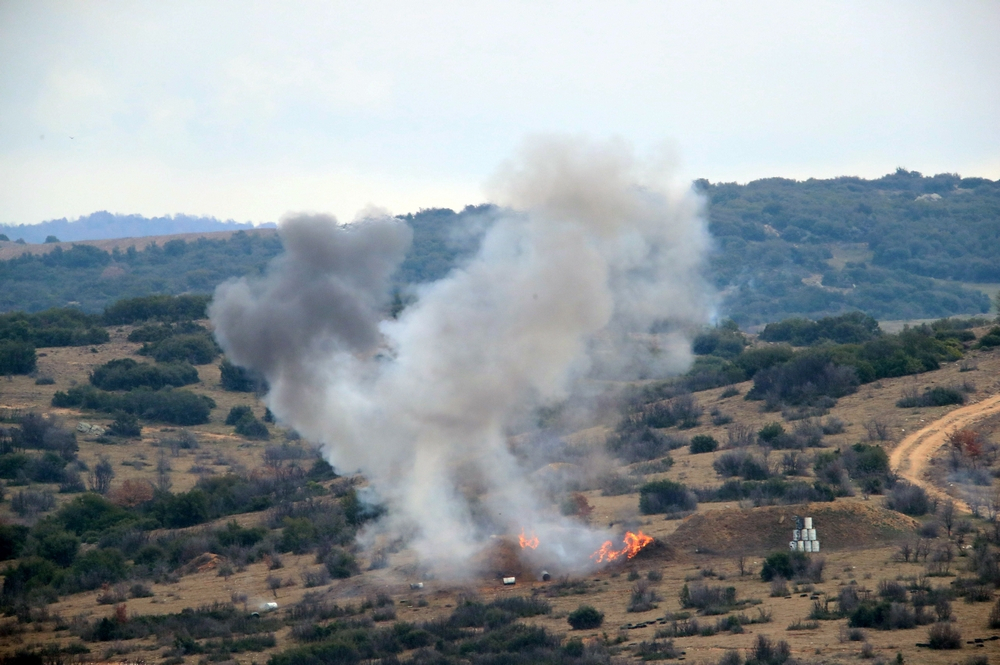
[790,541,797,551]
[813,541,820,552]
[804,517,813,529]
[502,577,516,585]
[809,529,817,541]
[797,540,805,552]
[806,541,815,552]
[793,529,801,540]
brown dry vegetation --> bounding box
[2,324,1000,664]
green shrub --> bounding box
[279,517,318,554]
[71,547,129,590]
[639,479,696,514]
[140,333,218,365]
[235,416,269,440]
[748,354,859,406]
[0,308,108,347]
[33,525,80,566]
[567,605,604,630]
[0,523,29,561]
[758,422,785,443]
[144,489,210,529]
[216,521,267,549]
[897,385,966,408]
[55,493,135,536]
[103,294,211,325]
[845,443,890,477]
[227,406,269,439]
[692,328,747,359]
[976,326,1000,348]
[90,358,198,390]
[225,405,253,425]
[323,547,359,579]
[0,556,63,602]
[731,345,795,379]
[107,412,141,438]
[760,312,881,346]
[220,358,263,392]
[52,385,214,425]
[761,552,796,582]
[0,453,29,479]
[689,435,718,454]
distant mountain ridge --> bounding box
[0,211,275,244]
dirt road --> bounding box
[889,392,1000,512]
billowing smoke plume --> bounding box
[210,137,713,573]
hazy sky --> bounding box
[1,1,997,226]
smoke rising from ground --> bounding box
[210,137,713,573]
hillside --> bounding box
[702,169,1000,324]
[1,300,1000,664]
[0,208,488,314]
[0,211,272,245]
[1,172,997,325]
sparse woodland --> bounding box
[2,172,1000,324]
[0,292,998,664]
[1,173,1000,664]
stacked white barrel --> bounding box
[789,516,820,553]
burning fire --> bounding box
[590,531,653,563]
[519,529,539,549]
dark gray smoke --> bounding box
[211,212,411,409]
[210,137,712,574]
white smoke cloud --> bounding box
[210,136,713,574]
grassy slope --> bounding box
[1,322,999,663]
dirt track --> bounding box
[889,391,1000,512]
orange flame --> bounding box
[519,529,539,549]
[590,530,653,563]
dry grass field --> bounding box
[2,323,1000,665]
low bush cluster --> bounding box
[139,333,219,365]
[607,424,684,463]
[0,340,36,375]
[678,583,753,615]
[884,482,931,516]
[689,434,718,454]
[226,406,270,440]
[90,358,199,391]
[52,385,215,425]
[127,320,208,343]
[619,393,703,430]
[103,294,211,325]
[220,358,266,392]
[759,551,824,583]
[897,385,968,408]
[696,478,841,506]
[639,479,696,514]
[713,450,772,481]
[759,312,881,346]
[0,307,109,348]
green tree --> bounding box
[0,340,36,374]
